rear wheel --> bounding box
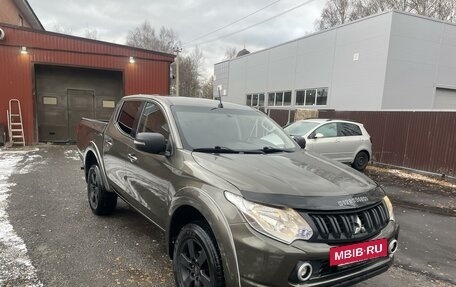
[87,164,117,215]
[173,223,225,287]
[352,151,369,171]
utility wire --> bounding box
[183,0,282,46]
[184,0,316,48]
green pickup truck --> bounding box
[77,95,399,287]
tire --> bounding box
[87,164,117,215]
[173,223,225,287]
[352,151,369,171]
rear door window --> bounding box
[117,101,142,137]
[337,123,362,136]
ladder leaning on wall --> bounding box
[7,99,25,147]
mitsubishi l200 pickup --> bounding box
[77,95,399,287]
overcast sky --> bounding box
[28,0,327,78]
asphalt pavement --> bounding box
[0,145,455,287]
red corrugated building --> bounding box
[0,11,174,144]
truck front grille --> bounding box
[303,202,389,243]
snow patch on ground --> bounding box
[64,149,80,161]
[0,151,43,287]
[17,154,47,175]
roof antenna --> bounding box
[217,85,224,108]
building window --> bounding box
[246,93,265,108]
[296,90,305,106]
[102,100,115,108]
[305,90,316,105]
[316,88,328,105]
[246,94,252,106]
[267,91,292,106]
[258,94,265,106]
[268,93,275,106]
[253,94,259,106]
[19,15,24,26]
[43,97,57,105]
[284,91,292,106]
[295,88,328,106]
[276,92,283,106]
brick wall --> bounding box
[0,0,31,28]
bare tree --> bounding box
[178,47,204,97]
[350,0,399,20]
[50,24,73,35]
[316,0,352,30]
[223,47,237,60]
[126,21,180,53]
[126,21,207,96]
[84,27,98,40]
[408,0,456,21]
[201,76,214,99]
[316,0,455,30]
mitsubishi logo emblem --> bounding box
[353,216,365,234]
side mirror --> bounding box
[293,136,306,149]
[134,132,166,154]
[314,133,324,139]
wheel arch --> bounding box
[167,189,241,287]
[83,142,111,191]
[84,150,98,181]
[168,205,207,258]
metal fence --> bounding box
[318,111,456,177]
[268,109,295,127]
[267,109,456,176]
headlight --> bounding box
[225,191,313,244]
[383,196,395,221]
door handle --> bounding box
[128,153,138,163]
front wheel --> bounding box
[87,164,117,215]
[173,223,225,287]
[352,151,369,171]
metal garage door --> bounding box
[36,65,123,142]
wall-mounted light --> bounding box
[21,46,28,54]
[129,56,135,64]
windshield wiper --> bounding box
[259,146,294,153]
[193,146,240,154]
[193,146,266,154]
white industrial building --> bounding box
[213,10,456,112]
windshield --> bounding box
[171,106,298,152]
[284,121,320,136]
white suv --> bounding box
[284,119,372,170]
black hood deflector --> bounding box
[241,188,385,211]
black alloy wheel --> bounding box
[174,223,225,287]
[88,166,100,210]
[87,164,117,215]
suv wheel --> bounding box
[87,164,117,215]
[352,151,369,171]
[173,223,225,287]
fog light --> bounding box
[388,239,398,254]
[297,262,312,282]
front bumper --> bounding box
[231,220,399,287]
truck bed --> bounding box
[77,118,108,152]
